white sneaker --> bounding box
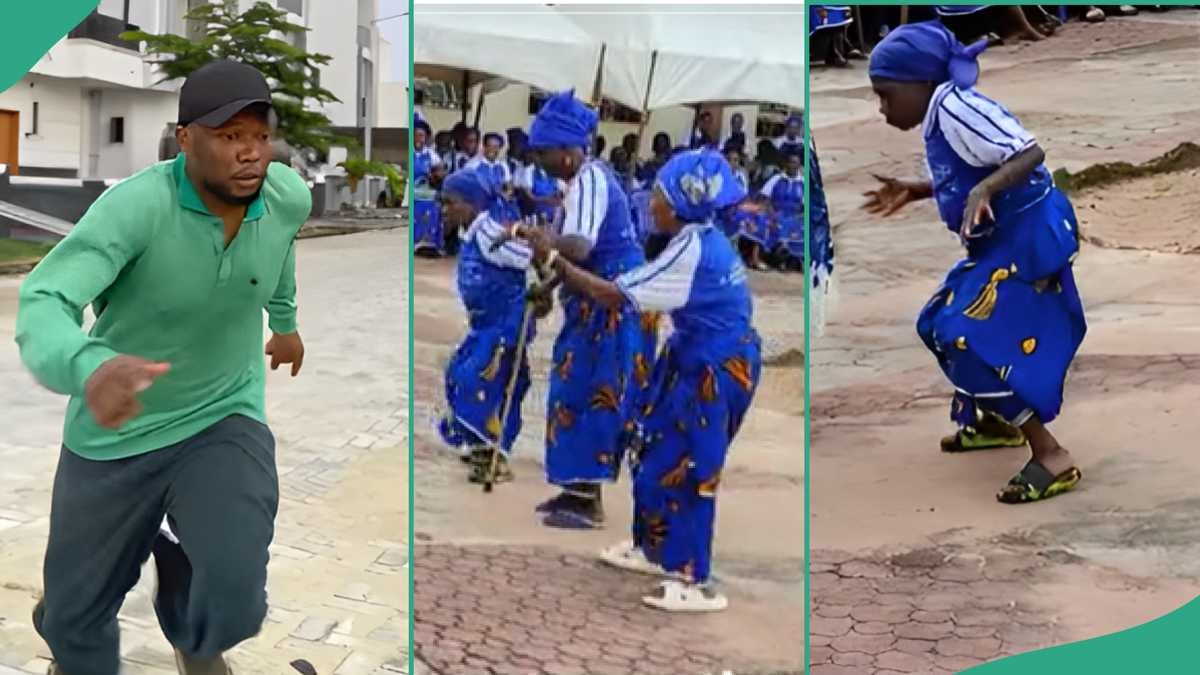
[598,541,664,576]
[642,579,728,613]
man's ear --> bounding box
[175,125,191,153]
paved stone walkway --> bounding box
[809,545,1064,674]
[414,544,753,675]
[0,229,409,674]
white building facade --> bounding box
[0,0,387,179]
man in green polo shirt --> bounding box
[15,60,312,675]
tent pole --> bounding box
[632,50,658,165]
[854,5,867,53]
[460,71,469,124]
[473,88,486,129]
[590,44,606,105]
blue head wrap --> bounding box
[868,21,988,89]
[528,90,598,150]
[442,166,508,222]
[654,149,748,223]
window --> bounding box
[30,102,38,136]
[279,0,303,15]
[110,117,125,144]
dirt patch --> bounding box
[1053,142,1200,194]
[1072,168,1200,254]
[764,348,805,368]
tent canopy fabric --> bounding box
[556,5,806,111]
[413,4,603,97]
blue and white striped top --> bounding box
[616,223,752,336]
[921,82,1052,233]
[559,160,641,271]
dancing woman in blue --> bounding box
[864,22,1085,503]
[808,136,836,336]
[436,168,549,484]
[523,91,658,528]
[516,150,761,611]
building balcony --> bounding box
[67,10,141,53]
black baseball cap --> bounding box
[178,59,272,128]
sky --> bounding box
[378,0,408,84]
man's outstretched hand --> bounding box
[266,332,305,377]
[85,355,171,429]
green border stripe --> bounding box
[0,2,98,91]
[807,1,1200,673]
[406,1,415,673]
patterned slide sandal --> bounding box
[942,413,1027,453]
[997,460,1082,504]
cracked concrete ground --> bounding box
[0,229,408,674]
[810,11,1200,674]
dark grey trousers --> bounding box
[34,414,279,675]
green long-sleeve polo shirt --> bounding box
[15,153,311,460]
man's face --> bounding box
[732,114,744,131]
[414,128,427,150]
[462,132,479,155]
[785,154,802,176]
[786,119,802,138]
[611,147,629,171]
[177,107,271,206]
[700,113,714,133]
[484,138,501,161]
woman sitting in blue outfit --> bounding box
[412,120,448,256]
[514,149,761,612]
[863,21,1085,504]
[759,148,806,271]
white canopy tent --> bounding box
[555,5,806,112]
[413,4,604,101]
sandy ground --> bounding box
[412,243,804,672]
[0,230,408,674]
[809,11,1200,672]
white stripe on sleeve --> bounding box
[615,229,701,313]
[560,163,608,244]
[759,174,783,197]
[938,88,1036,167]
[474,216,533,270]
